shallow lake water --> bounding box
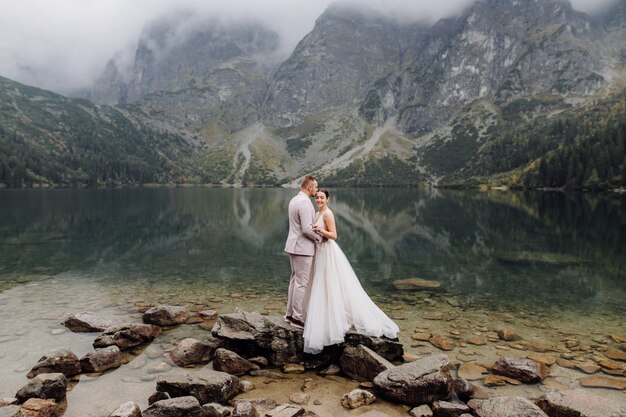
[0,188,624,415]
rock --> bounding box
[535,389,626,417]
[430,336,455,351]
[265,404,304,417]
[409,405,433,417]
[457,363,488,380]
[373,354,452,406]
[232,399,277,413]
[232,401,259,417]
[610,334,626,343]
[527,354,556,366]
[403,352,421,362]
[142,396,206,417]
[575,362,600,374]
[213,348,259,375]
[156,370,240,404]
[148,391,170,405]
[497,329,522,341]
[598,359,623,370]
[579,375,626,390]
[412,332,432,341]
[319,364,340,376]
[80,346,124,373]
[62,312,114,332]
[93,323,161,350]
[240,380,255,392]
[108,401,142,417]
[605,350,626,362]
[148,362,172,374]
[203,403,232,417]
[199,310,218,321]
[0,406,22,417]
[468,397,549,417]
[15,373,67,403]
[282,364,304,374]
[339,344,394,382]
[432,400,471,416]
[301,379,318,392]
[483,375,507,386]
[19,398,56,417]
[289,393,309,405]
[340,389,376,409]
[556,358,577,369]
[492,357,549,383]
[344,332,404,362]
[248,356,269,367]
[0,399,18,407]
[466,337,487,346]
[211,310,304,365]
[392,278,441,291]
[26,349,81,379]
[450,378,474,403]
[168,338,214,367]
[143,305,190,326]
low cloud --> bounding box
[0,0,619,95]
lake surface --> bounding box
[0,188,625,415]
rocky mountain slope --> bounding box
[2,0,626,188]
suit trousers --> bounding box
[286,253,314,322]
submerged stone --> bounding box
[392,278,441,291]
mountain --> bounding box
[0,76,204,187]
[2,0,626,189]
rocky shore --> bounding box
[2,304,626,417]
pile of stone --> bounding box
[3,307,626,417]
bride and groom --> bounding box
[284,175,399,354]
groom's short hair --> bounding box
[301,175,317,188]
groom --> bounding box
[284,175,322,328]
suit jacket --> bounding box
[284,191,320,256]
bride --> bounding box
[303,189,399,354]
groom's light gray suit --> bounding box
[285,191,321,322]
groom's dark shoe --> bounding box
[289,317,304,329]
[283,315,292,323]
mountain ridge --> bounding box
[2,0,626,189]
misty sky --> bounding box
[0,0,618,95]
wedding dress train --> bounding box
[303,213,399,354]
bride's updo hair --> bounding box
[317,188,329,199]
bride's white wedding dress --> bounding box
[303,211,399,354]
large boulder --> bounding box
[93,323,161,350]
[344,332,403,362]
[15,373,67,403]
[211,310,304,365]
[372,354,452,406]
[168,338,215,367]
[212,348,259,375]
[156,370,240,405]
[339,344,394,382]
[19,398,56,417]
[26,348,81,378]
[491,357,549,383]
[142,396,205,417]
[143,306,190,326]
[62,312,114,332]
[535,390,626,417]
[80,346,124,373]
[468,397,548,417]
[212,310,403,366]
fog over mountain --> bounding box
[0,0,618,94]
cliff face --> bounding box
[41,0,626,186]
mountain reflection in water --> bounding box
[0,188,624,311]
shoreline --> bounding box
[1,275,625,416]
